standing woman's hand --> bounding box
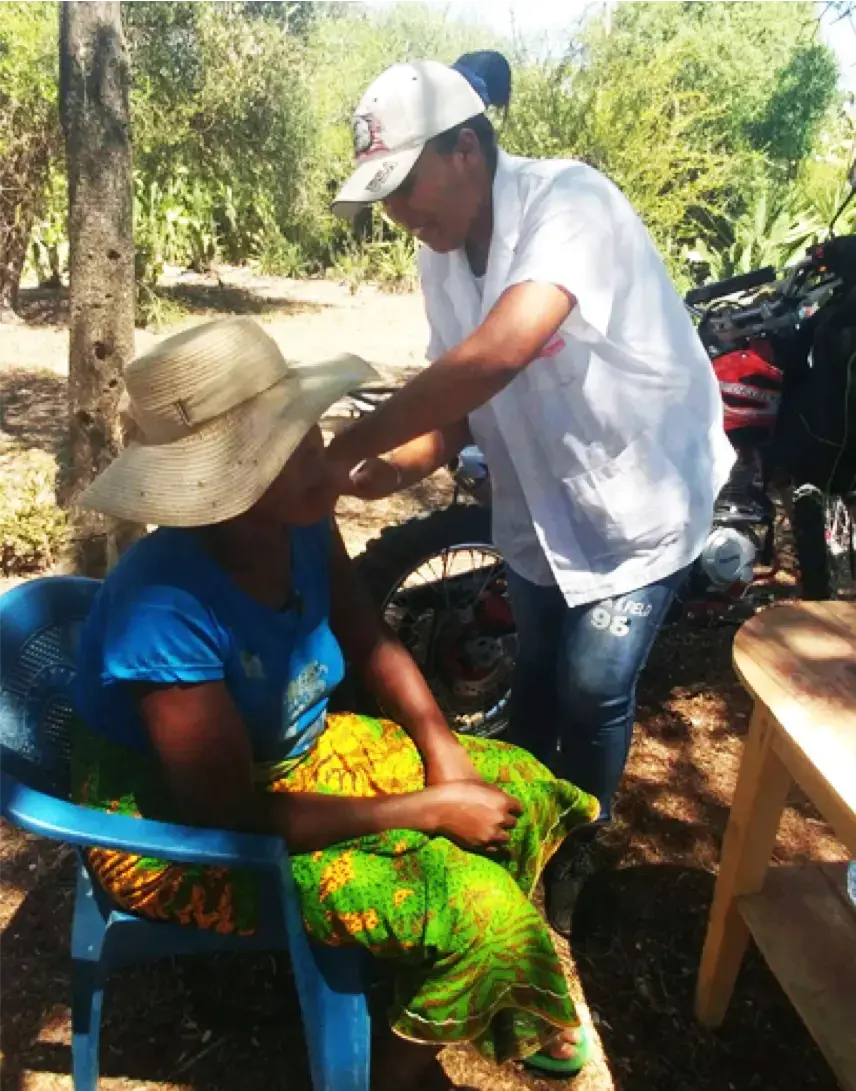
[345,456,403,500]
[328,421,472,501]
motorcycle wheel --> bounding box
[791,485,856,600]
[354,504,514,738]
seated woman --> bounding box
[72,318,600,1082]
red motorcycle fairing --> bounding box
[712,342,783,435]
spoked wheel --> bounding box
[355,506,515,737]
[792,485,856,600]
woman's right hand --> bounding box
[423,782,523,853]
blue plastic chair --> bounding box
[0,576,371,1091]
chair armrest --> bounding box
[0,773,287,871]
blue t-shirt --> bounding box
[73,522,345,761]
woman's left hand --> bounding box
[424,736,483,787]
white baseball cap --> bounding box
[332,60,486,220]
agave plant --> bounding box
[368,234,418,293]
[687,187,827,282]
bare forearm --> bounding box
[254,790,437,853]
[343,421,470,501]
[330,282,574,466]
[388,421,470,486]
[333,350,512,465]
[164,772,440,854]
[359,636,459,762]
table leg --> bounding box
[695,704,792,1026]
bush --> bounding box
[0,0,62,309]
[6,0,847,311]
[369,235,418,293]
[124,1,317,273]
[506,1,839,283]
[0,447,68,576]
[330,245,373,295]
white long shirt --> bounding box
[419,151,735,607]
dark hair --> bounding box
[430,51,512,175]
[453,51,512,111]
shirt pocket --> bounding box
[559,431,690,557]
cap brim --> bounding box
[80,354,379,527]
[332,145,423,220]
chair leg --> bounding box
[282,887,371,1091]
[70,862,109,1091]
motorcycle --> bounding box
[345,172,856,738]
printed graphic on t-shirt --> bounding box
[283,661,329,737]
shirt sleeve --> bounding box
[504,167,619,339]
[418,246,449,363]
[101,583,226,687]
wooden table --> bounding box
[695,602,856,1090]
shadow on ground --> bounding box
[573,863,837,1091]
[1,830,314,1091]
[0,368,67,457]
[564,619,844,1091]
[12,279,330,330]
[156,280,328,319]
[14,287,69,328]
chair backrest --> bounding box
[1,577,101,797]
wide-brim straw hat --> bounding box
[80,317,377,527]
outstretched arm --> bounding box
[344,418,471,500]
[329,281,573,468]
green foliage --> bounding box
[251,197,311,277]
[0,446,68,576]
[125,1,315,259]
[0,0,62,305]
[330,244,373,295]
[368,234,419,293]
[506,0,841,280]
[4,0,851,315]
[29,168,67,287]
[687,189,821,281]
[748,43,839,165]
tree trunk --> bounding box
[58,1,140,576]
[0,143,50,323]
[0,226,27,322]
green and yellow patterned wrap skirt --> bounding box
[71,712,599,1063]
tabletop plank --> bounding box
[733,603,856,827]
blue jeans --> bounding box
[506,566,687,820]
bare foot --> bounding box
[544,1025,584,1061]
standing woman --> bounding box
[329,53,735,934]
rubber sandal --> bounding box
[522,1023,592,1078]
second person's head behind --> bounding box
[333,52,511,254]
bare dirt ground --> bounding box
[0,271,848,1091]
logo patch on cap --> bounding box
[366,161,396,193]
[353,114,389,161]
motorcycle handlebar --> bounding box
[684,265,777,306]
